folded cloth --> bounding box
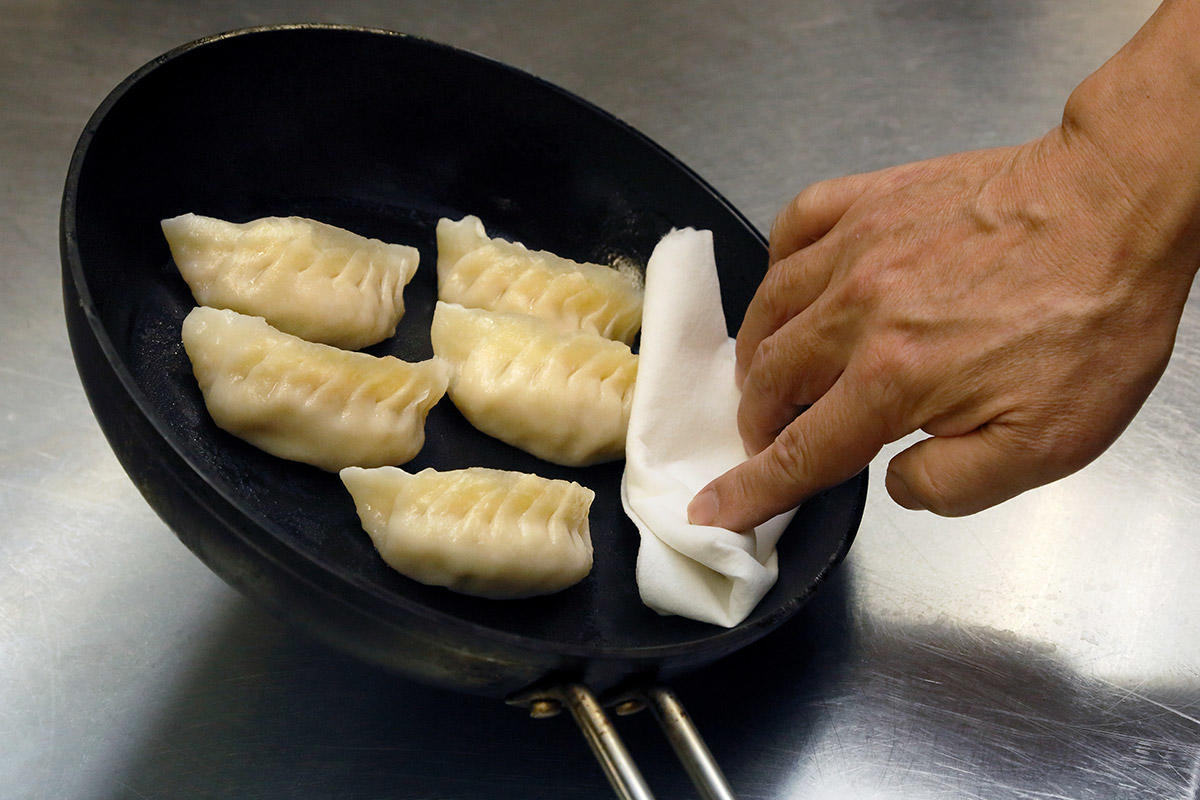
[621,228,797,627]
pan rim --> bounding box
[61,23,864,663]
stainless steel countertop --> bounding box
[4,1,1198,798]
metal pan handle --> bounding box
[510,684,736,800]
[562,684,656,800]
[643,686,736,800]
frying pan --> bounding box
[61,25,866,798]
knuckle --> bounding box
[793,181,828,212]
[752,335,787,387]
[893,457,970,517]
[836,260,885,310]
[994,393,1105,477]
[740,370,796,451]
[761,262,799,313]
[768,423,815,486]
[854,337,925,432]
[1028,414,1108,477]
[850,206,893,239]
[874,169,911,196]
[746,267,789,329]
[914,475,966,517]
[771,180,836,254]
[752,332,817,409]
[770,194,806,250]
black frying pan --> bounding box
[61,25,865,792]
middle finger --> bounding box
[735,240,837,387]
[737,304,849,454]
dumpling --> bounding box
[431,302,637,467]
[437,215,643,344]
[162,213,419,350]
[340,466,594,598]
[182,306,449,471]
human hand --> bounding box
[687,126,1198,532]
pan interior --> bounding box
[69,27,861,655]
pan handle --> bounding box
[512,683,656,799]
[563,684,657,800]
[642,686,736,800]
[509,684,736,800]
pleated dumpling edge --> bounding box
[435,214,643,344]
[181,306,448,471]
[340,465,595,599]
[163,213,420,350]
[430,301,636,467]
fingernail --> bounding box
[687,487,720,526]
[886,470,926,511]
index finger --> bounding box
[688,375,890,532]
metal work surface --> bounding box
[3,1,1198,798]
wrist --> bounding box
[1057,1,1200,282]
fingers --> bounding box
[688,378,887,533]
[736,308,847,454]
[734,243,836,387]
[768,170,881,264]
[736,170,893,388]
[885,423,1052,516]
[734,173,879,388]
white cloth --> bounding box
[620,228,796,627]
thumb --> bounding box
[885,425,1056,516]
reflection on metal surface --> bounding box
[854,452,1200,684]
[668,571,1200,800]
[789,621,1200,798]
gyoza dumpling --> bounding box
[182,306,449,471]
[437,215,643,344]
[163,213,419,350]
[340,466,594,598]
[430,302,636,467]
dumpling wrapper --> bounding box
[431,301,636,467]
[163,213,419,350]
[621,228,797,628]
[340,466,594,599]
[437,215,643,344]
[182,306,449,471]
